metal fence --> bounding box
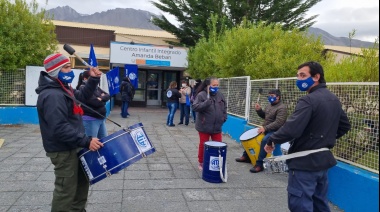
[2,70,379,173]
[0,69,25,105]
[220,76,379,173]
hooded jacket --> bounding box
[192,89,227,134]
[120,78,135,102]
[80,82,110,119]
[35,71,100,153]
[268,83,351,171]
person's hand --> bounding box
[264,144,275,153]
[97,97,102,101]
[89,138,103,151]
[257,127,265,134]
[89,67,102,77]
[255,103,261,111]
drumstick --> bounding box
[257,88,263,103]
[63,44,91,68]
[63,93,123,128]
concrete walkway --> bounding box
[0,106,343,212]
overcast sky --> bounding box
[27,0,379,42]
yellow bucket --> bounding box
[239,128,272,166]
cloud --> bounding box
[312,6,379,41]
[28,0,379,42]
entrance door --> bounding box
[146,71,161,106]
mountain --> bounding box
[46,6,162,30]
[46,6,375,48]
[307,27,374,48]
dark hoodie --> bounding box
[35,71,100,153]
[120,77,135,102]
[192,88,227,134]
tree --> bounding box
[0,0,58,72]
[152,0,321,47]
[324,39,379,82]
[186,20,333,79]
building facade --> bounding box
[53,20,188,107]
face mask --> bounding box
[58,71,75,84]
[209,86,219,94]
[296,76,314,91]
[268,96,277,104]
[182,84,187,87]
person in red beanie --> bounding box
[35,53,104,212]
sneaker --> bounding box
[168,124,175,127]
[250,165,264,173]
[178,122,183,125]
[235,156,251,163]
[198,163,203,171]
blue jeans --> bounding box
[190,104,196,121]
[179,103,190,124]
[287,169,330,212]
[83,119,108,139]
[121,101,130,118]
[256,132,281,166]
[166,102,178,125]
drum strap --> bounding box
[273,148,329,162]
[218,149,228,183]
[63,93,123,128]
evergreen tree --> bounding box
[152,0,321,47]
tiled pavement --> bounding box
[0,106,343,212]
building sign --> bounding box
[110,42,188,68]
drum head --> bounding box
[239,128,259,141]
[205,141,226,147]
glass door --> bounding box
[146,71,161,106]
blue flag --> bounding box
[88,44,98,67]
[125,64,138,88]
[106,67,120,96]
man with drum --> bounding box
[235,89,288,173]
[36,53,104,212]
[264,61,351,212]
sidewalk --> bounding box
[0,106,342,212]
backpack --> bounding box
[127,83,135,100]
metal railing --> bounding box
[220,76,379,173]
[1,70,379,173]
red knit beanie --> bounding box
[43,53,70,78]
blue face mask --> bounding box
[268,96,277,104]
[296,77,315,91]
[209,86,219,94]
[58,71,75,84]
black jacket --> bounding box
[80,83,110,119]
[120,80,135,102]
[35,71,100,153]
[193,89,227,134]
[166,88,181,103]
[268,83,351,171]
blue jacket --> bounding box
[268,83,351,171]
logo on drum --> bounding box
[210,158,220,170]
[135,131,148,147]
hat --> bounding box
[268,89,281,96]
[195,79,202,83]
[43,53,70,78]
